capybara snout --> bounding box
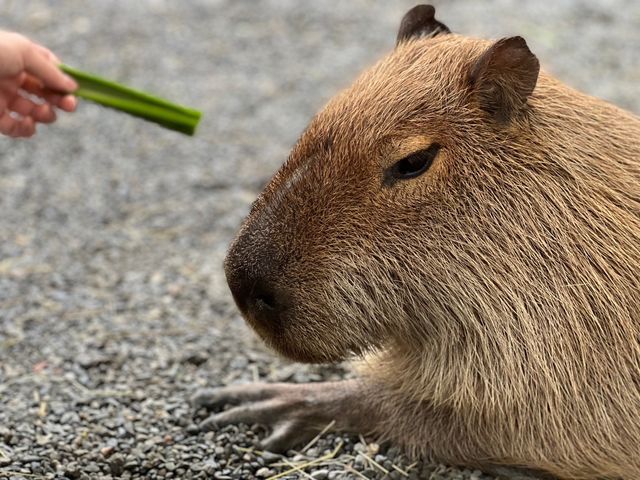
[224,151,387,363]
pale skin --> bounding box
[0,31,77,138]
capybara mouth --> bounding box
[238,302,356,364]
[242,307,285,344]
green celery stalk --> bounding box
[60,64,202,136]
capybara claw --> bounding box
[191,388,220,409]
[193,381,352,452]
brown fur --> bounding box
[224,8,640,479]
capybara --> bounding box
[194,5,640,479]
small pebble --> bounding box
[311,469,329,479]
[65,462,81,479]
[186,424,200,435]
[255,467,272,477]
[260,451,281,464]
[101,445,116,458]
[109,454,126,476]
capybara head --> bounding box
[225,5,640,367]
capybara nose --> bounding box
[235,275,278,313]
[224,253,286,323]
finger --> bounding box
[8,93,57,123]
[31,103,57,124]
[13,115,36,137]
[57,94,77,112]
[0,110,18,136]
[22,45,76,93]
[8,94,38,117]
[18,72,45,95]
[19,74,76,113]
[0,111,35,138]
[191,383,284,410]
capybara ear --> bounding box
[396,5,451,46]
[469,36,540,123]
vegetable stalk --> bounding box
[60,64,202,136]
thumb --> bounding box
[22,45,77,93]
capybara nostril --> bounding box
[253,287,277,312]
[224,251,286,325]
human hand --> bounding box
[0,31,77,138]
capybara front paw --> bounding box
[191,381,348,453]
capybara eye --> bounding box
[387,143,440,183]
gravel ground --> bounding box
[0,1,638,479]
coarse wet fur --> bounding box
[193,5,640,479]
